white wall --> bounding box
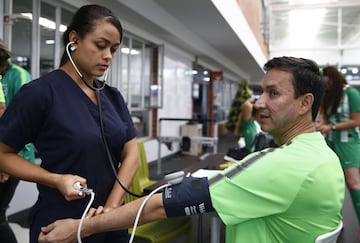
[7,158,41,216]
[144,47,193,163]
[7,181,38,216]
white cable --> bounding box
[129,183,170,243]
[66,42,84,79]
[77,191,95,243]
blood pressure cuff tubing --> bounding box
[162,176,215,217]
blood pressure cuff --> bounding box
[162,176,215,217]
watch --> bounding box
[331,124,336,131]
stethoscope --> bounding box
[66,41,142,197]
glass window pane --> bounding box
[12,0,32,72]
[131,110,150,137]
[130,39,142,108]
[40,2,55,76]
[60,9,74,66]
[143,44,151,108]
[120,37,129,102]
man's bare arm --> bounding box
[39,193,166,242]
[85,194,166,236]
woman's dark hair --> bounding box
[60,4,123,66]
[321,66,347,116]
[264,56,325,121]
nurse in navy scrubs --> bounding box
[0,4,138,243]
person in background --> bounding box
[39,56,345,243]
[226,99,276,161]
[234,99,261,151]
[0,5,138,243]
[317,65,360,241]
[0,39,35,243]
[225,99,260,161]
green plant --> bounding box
[226,80,253,133]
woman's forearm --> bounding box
[105,141,139,208]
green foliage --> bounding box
[226,80,253,132]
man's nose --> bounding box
[254,96,265,109]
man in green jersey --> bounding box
[39,57,345,243]
[0,39,35,243]
[0,40,35,163]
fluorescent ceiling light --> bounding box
[16,56,28,62]
[45,40,55,44]
[121,47,140,55]
[21,13,67,32]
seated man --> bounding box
[39,56,345,243]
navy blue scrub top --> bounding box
[0,69,137,227]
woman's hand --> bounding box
[55,174,88,201]
[103,204,120,214]
[0,172,10,183]
[38,218,79,243]
[86,206,105,218]
[85,204,119,218]
[316,124,332,135]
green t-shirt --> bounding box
[1,63,32,105]
[209,132,344,243]
[0,63,35,163]
[240,118,260,151]
[0,82,5,103]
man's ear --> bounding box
[299,93,314,116]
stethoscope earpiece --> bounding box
[70,45,77,52]
[68,41,77,52]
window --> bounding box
[119,36,129,102]
[12,0,33,72]
[40,2,55,75]
[109,34,163,137]
[130,39,143,109]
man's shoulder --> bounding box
[284,132,338,162]
[7,63,32,82]
[9,63,30,74]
